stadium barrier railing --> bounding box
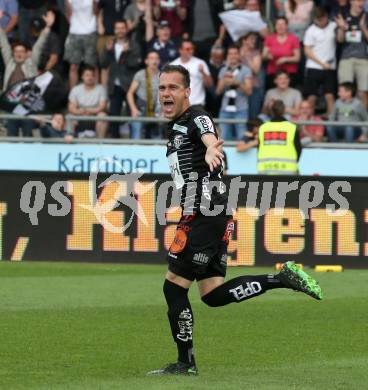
[0,113,367,148]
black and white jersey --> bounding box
[166,106,227,214]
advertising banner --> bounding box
[0,171,367,268]
[0,143,367,176]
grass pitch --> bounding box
[0,261,367,390]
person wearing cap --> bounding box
[28,13,62,74]
[147,20,178,67]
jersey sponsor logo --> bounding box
[173,134,184,149]
[222,219,234,243]
[220,253,228,266]
[264,131,287,145]
[194,115,215,135]
[202,173,211,201]
[169,228,188,253]
[193,252,209,265]
[229,282,262,300]
[173,123,188,134]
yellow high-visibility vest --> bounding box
[257,121,299,175]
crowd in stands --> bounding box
[0,0,368,143]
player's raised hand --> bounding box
[205,139,224,172]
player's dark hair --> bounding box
[339,82,355,95]
[160,64,190,88]
[270,100,285,118]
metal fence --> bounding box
[0,113,367,148]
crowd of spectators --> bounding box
[0,0,367,143]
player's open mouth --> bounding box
[163,101,174,113]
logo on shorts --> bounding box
[173,134,184,149]
[220,253,228,266]
[170,228,188,254]
[193,252,209,265]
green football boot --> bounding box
[147,361,198,376]
[277,261,323,300]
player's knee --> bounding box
[163,279,188,305]
[201,291,219,307]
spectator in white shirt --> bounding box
[171,40,213,107]
[64,0,98,88]
[303,7,337,114]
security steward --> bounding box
[257,100,302,175]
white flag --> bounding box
[219,10,267,42]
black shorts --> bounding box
[76,121,96,133]
[167,213,234,281]
[304,68,336,96]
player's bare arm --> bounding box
[202,134,224,172]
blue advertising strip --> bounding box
[0,143,168,173]
[0,143,367,176]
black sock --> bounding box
[201,274,284,307]
[163,279,195,364]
